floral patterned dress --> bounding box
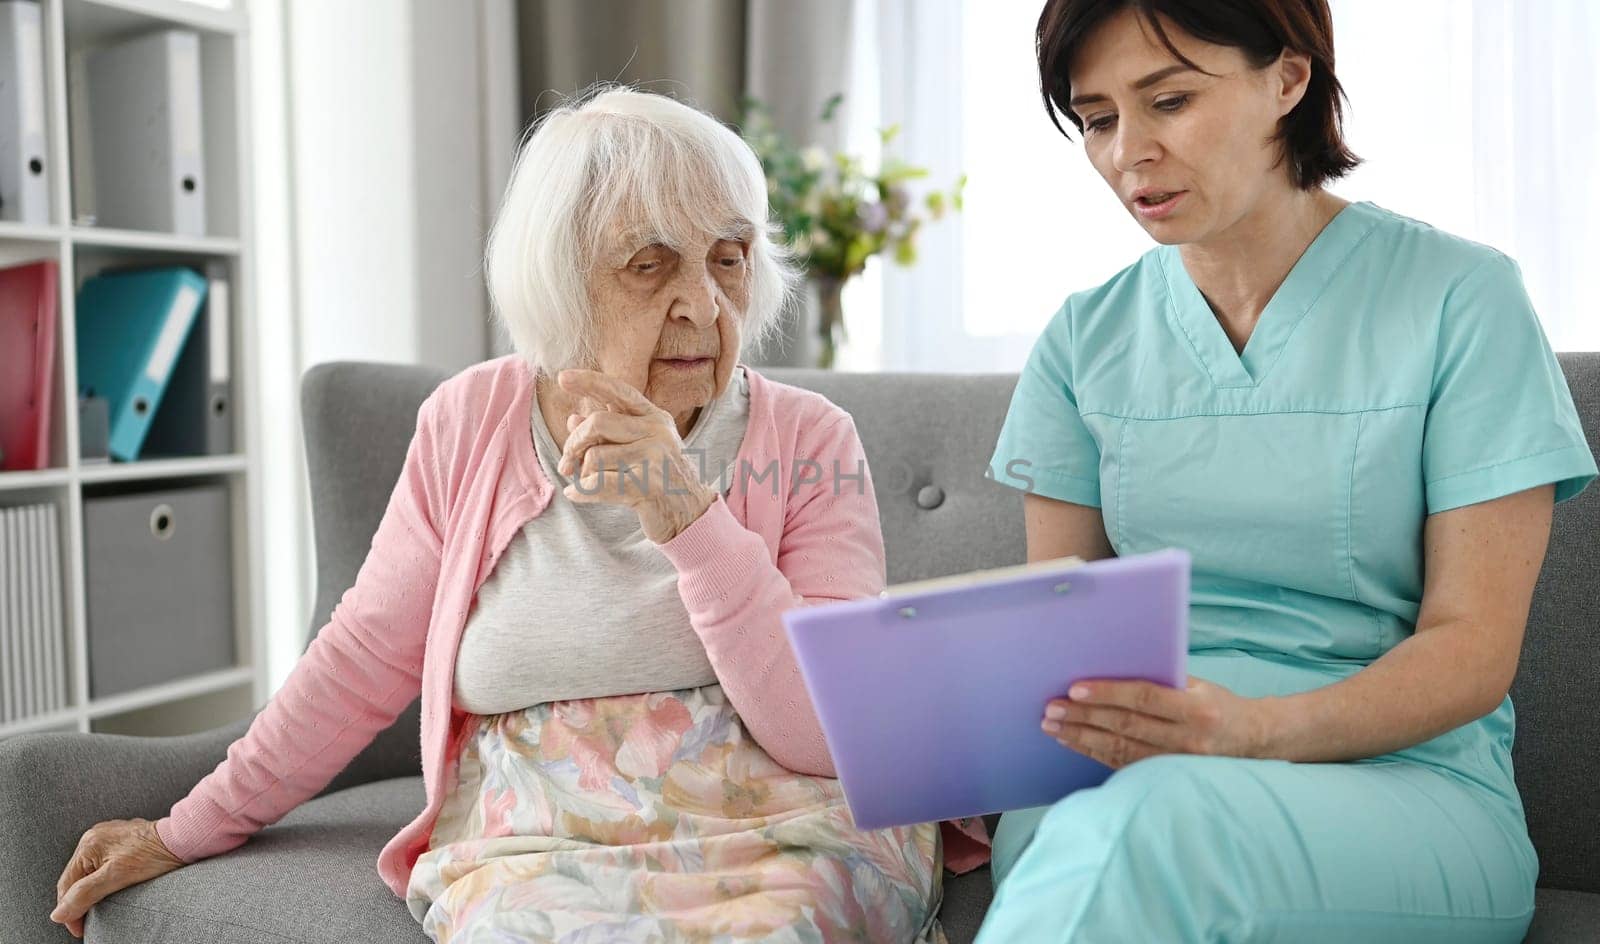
[405,684,945,942]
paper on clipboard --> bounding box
[879,555,1086,598]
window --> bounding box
[859,0,1600,369]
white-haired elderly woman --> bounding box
[51,88,952,943]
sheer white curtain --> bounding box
[1327,0,1600,352]
[845,0,1600,372]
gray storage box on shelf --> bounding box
[82,482,235,698]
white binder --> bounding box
[208,264,230,385]
[10,506,23,722]
[0,0,51,224]
[28,504,49,716]
[202,265,233,453]
[0,502,64,724]
[20,504,38,719]
[143,263,232,457]
[84,28,206,234]
[1,507,16,722]
[42,502,62,713]
[0,512,12,726]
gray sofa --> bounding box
[2,357,1597,943]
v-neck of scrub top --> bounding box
[1159,200,1381,389]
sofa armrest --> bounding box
[0,717,252,944]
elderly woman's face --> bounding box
[1067,9,1310,245]
[590,228,751,421]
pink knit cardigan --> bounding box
[154,355,987,897]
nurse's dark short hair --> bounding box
[1036,0,1360,190]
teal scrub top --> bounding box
[988,200,1597,791]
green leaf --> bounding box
[820,93,845,123]
[878,162,930,185]
[844,233,874,273]
[744,94,968,282]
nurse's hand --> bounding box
[1040,676,1268,769]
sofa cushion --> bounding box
[277,359,1600,942]
[88,777,429,944]
[77,769,1597,944]
[761,369,1027,585]
[88,774,1001,944]
[939,867,994,943]
[1526,889,1600,944]
[1513,353,1600,894]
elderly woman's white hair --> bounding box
[485,86,798,373]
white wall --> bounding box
[248,0,311,695]
[409,0,497,365]
[481,0,519,357]
[255,0,508,691]
[287,0,492,370]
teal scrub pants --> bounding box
[976,749,1536,943]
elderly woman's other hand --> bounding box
[556,368,718,543]
[51,817,185,938]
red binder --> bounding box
[0,260,59,471]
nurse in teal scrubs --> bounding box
[979,1,1597,941]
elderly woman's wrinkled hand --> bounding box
[556,368,718,543]
[51,817,185,938]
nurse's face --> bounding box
[1067,9,1314,245]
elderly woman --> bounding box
[51,88,947,942]
[976,1,1597,942]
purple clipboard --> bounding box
[781,548,1191,830]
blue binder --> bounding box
[75,268,209,461]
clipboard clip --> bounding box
[888,580,1075,617]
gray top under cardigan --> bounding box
[452,368,751,715]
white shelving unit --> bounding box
[0,0,262,738]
